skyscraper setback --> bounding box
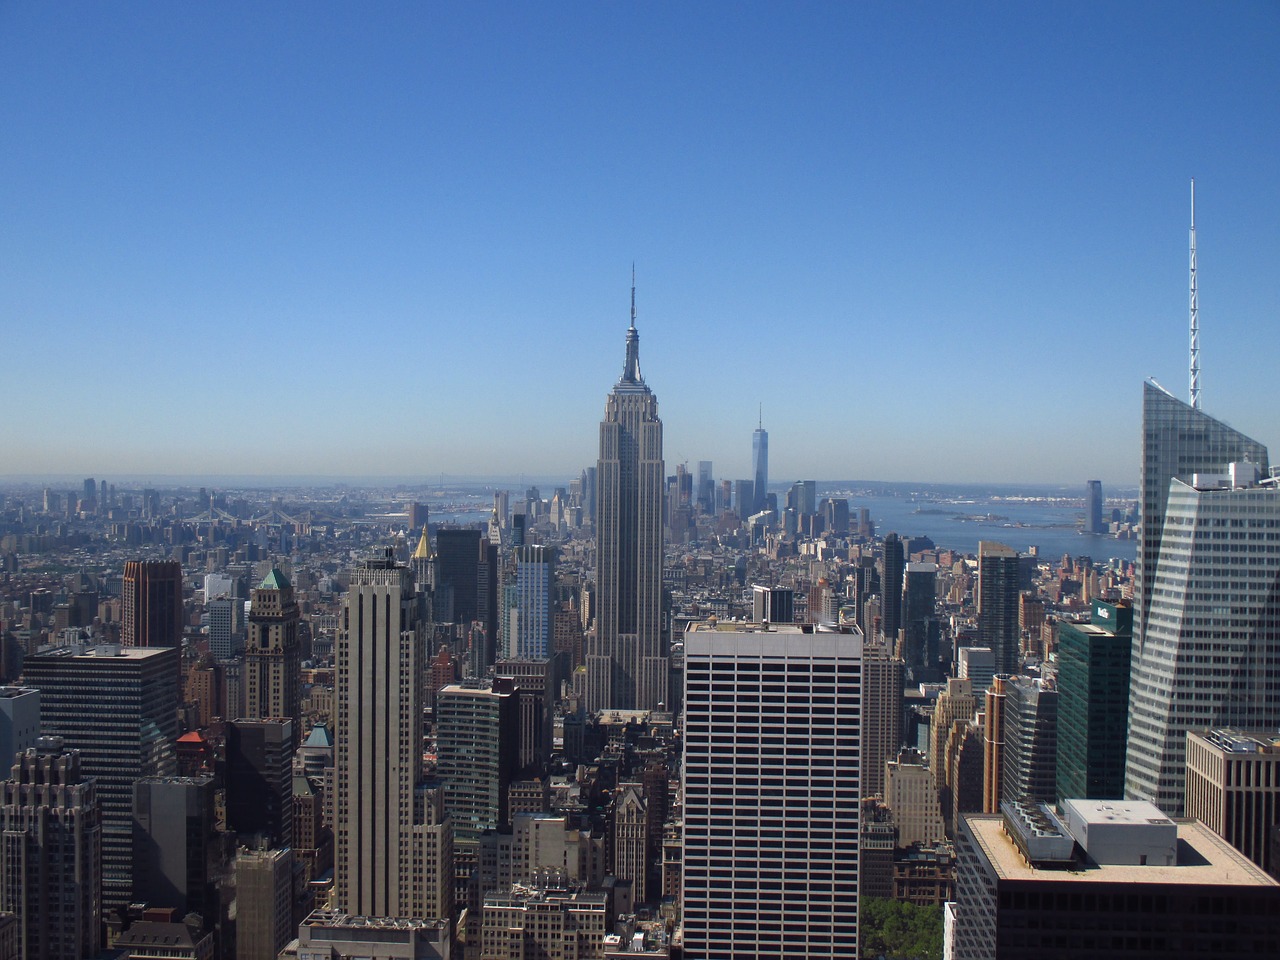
[588,283,666,712]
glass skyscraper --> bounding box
[752,419,769,514]
[1056,599,1132,802]
[1126,381,1277,813]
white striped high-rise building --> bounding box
[682,620,862,958]
[587,282,666,712]
[512,545,554,659]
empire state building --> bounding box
[588,282,667,712]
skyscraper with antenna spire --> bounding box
[588,271,667,712]
[752,406,769,515]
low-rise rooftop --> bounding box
[966,813,1277,886]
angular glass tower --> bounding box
[1133,381,1269,636]
[588,290,666,712]
[1126,381,1275,813]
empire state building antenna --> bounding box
[1189,178,1200,410]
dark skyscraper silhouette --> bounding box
[436,528,481,626]
[879,533,905,647]
[978,541,1021,677]
[122,559,184,648]
[1085,479,1105,534]
[588,278,666,712]
[901,561,938,677]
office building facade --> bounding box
[0,741,101,960]
[750,585,795,624]
[0,686,40,771]
[683,621,862,958]
[901,561,938,677]
[1001,677,1058,805]
[1086,479,1105,534]
[1056,599,1132,801]
[879,533,905,645]
[132,775,220,931]
[752,420,768,514]
[1185,728,1280,878]
[1126,463,1280,813]
[978,541,1021,677]
[954,800,1280,959]
[23,644,179,908]
[1132,380,1269,643]
[122,559,184,648]
[512,546,554,659]
[435,683,519,843]
[861,640,904,799]
[335,551,429,918]
[226,718,294,847]
[236,847,294,960]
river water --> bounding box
[842,492,1137,564]
[428,484,1140,565]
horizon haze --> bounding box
[4,3,1278,486]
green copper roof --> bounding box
[259,566,291,590]
[302,722,333,749]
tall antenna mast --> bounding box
[1189,178,1200,409]
[630,262,637,330]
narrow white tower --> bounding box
[1189,178,1200,409]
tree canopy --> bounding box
[860,898,944,960]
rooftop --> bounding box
[32,643,177,661]
[1192,728,1280,755]
[301,723,333,749]
[965,814,1277,887]
[300,910,448,932]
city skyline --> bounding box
[4,3,1279,485]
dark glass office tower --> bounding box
[24,645,179,908]
[1057,599,1132,801]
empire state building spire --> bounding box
[621,265,643,384]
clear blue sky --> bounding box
[3,2,1278,486]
